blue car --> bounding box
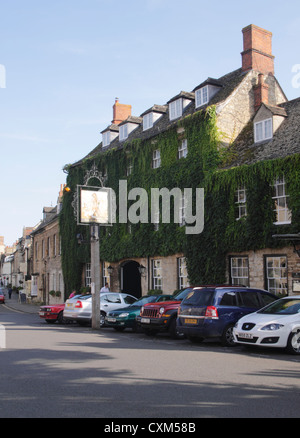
[105,294,173,332]
[177,286,278,346]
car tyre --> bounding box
[286,329,300,355]
[100,311,106,327]
[221,324,236,347]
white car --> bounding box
[63,292,137,326]
[233,295,300,355]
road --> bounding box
[0,303,299,419]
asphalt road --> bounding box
[0,304,299,419]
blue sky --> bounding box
[0,0,300,246]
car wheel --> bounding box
[221,324,236,347]
[100,311,106,327]
[57,312,65,325]
[286,329,300,355]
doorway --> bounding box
[121,261,142,298]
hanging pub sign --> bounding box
[77,185,113,226]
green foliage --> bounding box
[59,107,300,293]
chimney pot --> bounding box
[112,99,131,125]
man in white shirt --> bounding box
[100,283,110,293]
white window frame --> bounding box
[152,149,161,169]
[178,139,188,159]
[102,131,111,147]
[254,118,273,143]
[179,194,186,226]
[86,263,91,287]
[169,99,183,121]
[230,257,249,286]
[119,124,128,141]
[178,257,189,289]
[195,85,209,108]
[143,112,153,131]
[152,260,162,290]
[272,176,292,225]
[265,256,288,295]
[126,157,133,176]
[235,187,247,220]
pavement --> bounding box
[1,288,40,314]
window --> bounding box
[254,118,273,142]
[265,256,288,295]
[152,149,161,169]
[169,99,182,120]
[143,113,153,131]
[102,131,110,147]
[179,194,186,226]
[178,257,189,289]
[195,86,209,108]
[119,124,128,141]
[272,176,291,224]
[53,234,57,257]
[126,157,133,176]
[86,263,91,287]
[47,237,50,257]
[235,187,247,220]
[230,257,249,286]
[178,139,188,159]
[239,292,261,308]
[152,260,162,290]
[102,262,109,287]
[220,292,238,307]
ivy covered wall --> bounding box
[59,107,300,293]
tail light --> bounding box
[205,306,218,319]
[75,301,83,308]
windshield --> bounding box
[133,296,159,307]
[258,298,300,315]
[181,289,214,306]
[173,288,193,301]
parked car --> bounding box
[39,304,66,324]
[136,288,194,339]
[0,291,5,304]
[177,286,278,346]
[105,294,173,332]
[63,292,137,326]
[233,295,300,355]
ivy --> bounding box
[59,107,300,294]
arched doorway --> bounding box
[121,261,142,298]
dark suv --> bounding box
[177,286,278,346]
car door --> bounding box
[101,293,123,313]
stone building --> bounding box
[61,24,300,298]
[31,186,65,303]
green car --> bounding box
[105,294,173,332]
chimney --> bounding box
[241,24,275,75]
[254,73,269,111]
[112,98,131,125]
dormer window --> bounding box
[195,86,209,108]
[119,124,128,141]
[169,99,183,120]
[143,112,153,131]
[102,131,110,147]
[254,118,273,143]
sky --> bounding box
[0,0,300,246]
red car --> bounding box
[0,292,5,304]
[39,304,65,324]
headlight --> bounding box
[159,307,165,315]
[119,313,129,318]
[261,323,284,331]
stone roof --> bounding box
[225,97,300,167]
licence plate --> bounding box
[237,332,253,339]
[185,318,198,325]
[141,318,150,324]
[39,312,45,316]
[107,318,116,323]
[66,303,73,308]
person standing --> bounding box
[8,287,12,299]
[100,283,110,293]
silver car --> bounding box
[63,292,137,326]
